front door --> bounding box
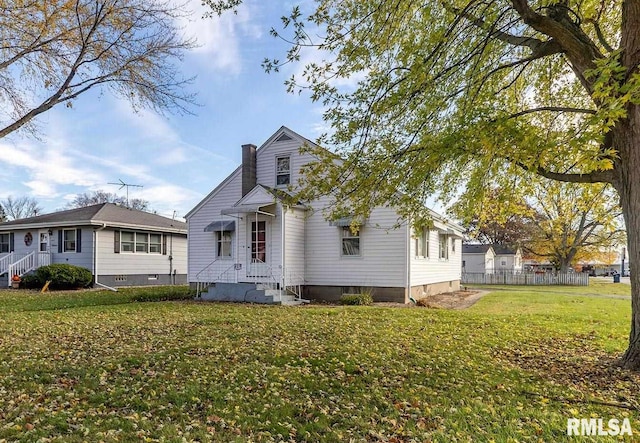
[38,231,49,253]
[37,230,51,267]
[246,219,269,277]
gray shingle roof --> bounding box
[492,245,519,255]
[462,244,493,254]
[0,203,186,233]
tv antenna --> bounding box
[108,179,143,207]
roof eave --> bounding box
[0,219,186,234]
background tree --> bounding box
[1,196,43,220]
[457,182,622,271]
[67,190,149,211]
[451,189,539,246]
[210,1,640,368]
[0,0,196,140]
[525,182,623,272]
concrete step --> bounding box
[201,282,308,305]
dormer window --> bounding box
[276,156,290,186]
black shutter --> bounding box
[114,231,120,253]
[76,229,82,253]
[58,230,63,253]
[9,233,14,252]
[162,234,167,255]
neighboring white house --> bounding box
[493,245,523,274]
[186,126,464,304]
[462,244,523,274]
[462,244,496,274]
[0,203,187,287]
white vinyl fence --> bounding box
[462,272,589,286]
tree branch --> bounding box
[508,106,597,119]
[513,160,615,184]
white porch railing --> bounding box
[195,259,238,297]
[4,252,51,286]
[194,257,309,303]
[282,267,305,301]
[0,252,15,276]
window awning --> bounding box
[221,204,275,216]
[329,216,366,227]
[204,220,236,232]
[438,228,463,238]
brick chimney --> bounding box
[241,143,257,197]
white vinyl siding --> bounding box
[304,202,407,288]
[410,224,463,287]
[284,207,305,281]
[187,171,242,282]
[98,229,187,275]
[256,136,309,193]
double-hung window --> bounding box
[121,231,135,252]
[415,228,429,258]
[276,156,291,186]
[149,234,162,253]
[135,232,148,253]
[216,230,232,258]
[63,229,77,252]
[341,227,361,256]
[119,231,162,254]
[439,234,448,259]
[0,233,10,253]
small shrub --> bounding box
[34,264,93,290]
[340,293,373,306]
[20,273,41,289]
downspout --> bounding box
[235,215,240,283]
[406,219,413,304]
[281,205,286,290]
[94,224,117,292]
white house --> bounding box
[493,245,523,274]
[461,244,496,274]
[186,126,463,304]
[462,244,523,274]
[0,203,187,287]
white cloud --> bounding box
[182,0,258,74]
[0,139,105,198]
[137,184,202,218]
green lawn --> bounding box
[0,285,638,442]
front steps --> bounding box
[200,282,306,305]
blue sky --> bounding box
[0,1,330,220]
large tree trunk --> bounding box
[615,1,640,371]
[615,123,640,370]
